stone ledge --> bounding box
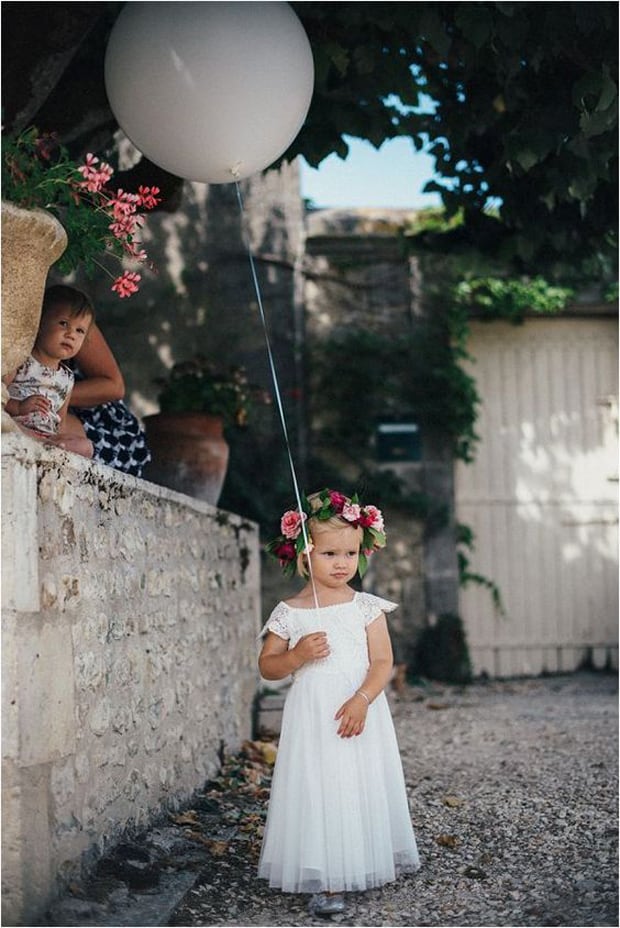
[1,432,261,926]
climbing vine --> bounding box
[308,213,592,635]
[453,276,573,325]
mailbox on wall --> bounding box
[376,423,421,462]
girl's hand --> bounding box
[334,693,368,738]
[292,631,330,665]
[18,394,51,416]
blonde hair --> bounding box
[295,508,363,579]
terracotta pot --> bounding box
[1,202,68,430]
[143,412,230,506]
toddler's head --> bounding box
[36,285,95,361]
[41,285,95,326]
[268,488,386,579]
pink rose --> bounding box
[328,491,347,513]
[280,510,306,539]
[364,505,384,532]
[342,502,361,523]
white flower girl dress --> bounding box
[258,592,420,893]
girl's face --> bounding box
[307,524,362,588]
[35,306,91,364]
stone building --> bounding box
[70,159,618,675]
[3,155,617,927]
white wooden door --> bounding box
[455,317,618,677]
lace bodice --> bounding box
[261,592,398,680]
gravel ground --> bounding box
[44,672,618,928]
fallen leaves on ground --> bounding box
[170,810,201,826]
[442,795,466,808]
[435,833,460,848]
[167,739,277,863]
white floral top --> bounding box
[8,354,73,435]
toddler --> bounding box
[258,488,420,916]
[3,285,95,458]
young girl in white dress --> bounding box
[258,488,420,916]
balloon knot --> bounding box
[230,162,243,179]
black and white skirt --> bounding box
[73,401,151,477]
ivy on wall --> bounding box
[221,209,613,684]
[309,325,480,465]
[453,276,573,324]
[308,221,586,643]
[309,264,576,469]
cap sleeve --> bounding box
[356,592,399,626]
[258,601,290,640]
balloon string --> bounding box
[234,181,321,616]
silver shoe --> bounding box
[309,892,346,916]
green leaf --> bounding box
[596,67,618,112]
[418,9,451,59]
[454,5,493,50]
[579,104,618,139]
[324,40,350,77]
[514,148,539,172]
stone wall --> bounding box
[303,209,460,665]
[1,435,261,927]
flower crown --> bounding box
[266,488,387,579]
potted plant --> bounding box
[143,356,270,506]
[1,126,161,404]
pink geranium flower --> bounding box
[111,270,142,298]
[109,189,140,218]
[78,153,113,192]
[1,127,162,299]
[137,185,161,210]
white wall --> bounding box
[1,435,261,926]
[455,316,618,677]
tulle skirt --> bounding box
[258,668,420,893]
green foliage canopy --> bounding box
[291,2,618,273]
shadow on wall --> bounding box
[51,161,304,422]
[47,160,307,528]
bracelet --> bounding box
[356,689,370,705]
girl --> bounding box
[3,286,94,458]
[258,489,420,916]
[46,284,151,477]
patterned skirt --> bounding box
[72,400,151,477]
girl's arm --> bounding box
[259,629,330,680]
[356,613,394,700]
[56,392,72,429]
[70,324,125,407]
[335,612,394,738]
[2,370,49,417]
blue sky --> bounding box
[299,135,442,210]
